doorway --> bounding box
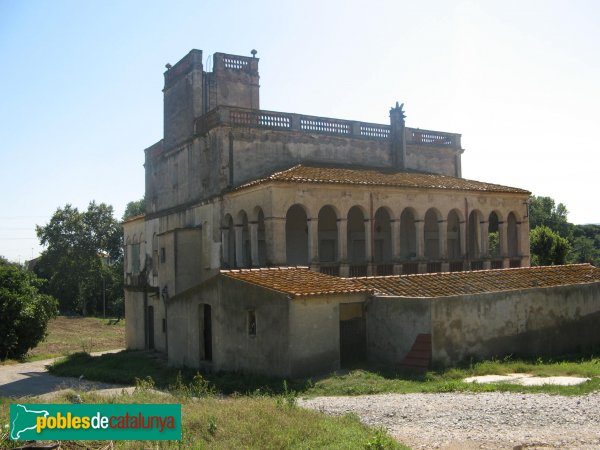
[339,303,366,368]
[147,305,155,350]
[199,304,212,361]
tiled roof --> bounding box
[221,266,370,297]
[356,264,600,298]
[221,264,600,299]
[237,165,529,194]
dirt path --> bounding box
[0,350,126,398]
[300,392,600,449]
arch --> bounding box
[447,209,462,259]
[236,210,251,268]
[468,209,484,259]
[400,207,417,259]
[347,206,366,263]
[286,204,308,265]
[488,211,500,258]
[507,211,519,257]
[318,205,338,263]
[424,208,441,259]
[374,207,392,263]
[222,214,235,268]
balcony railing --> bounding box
[194,106,461,148]
[125,273,146,288]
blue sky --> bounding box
[1,0,599,263]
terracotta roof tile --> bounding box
[356,264,600,297]
[221,266,370,297]
[221,264,599,299]
[237,165,529,194]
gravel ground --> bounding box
[299,392,600,449]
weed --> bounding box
[207,415,217,436]
[134,375,156,392]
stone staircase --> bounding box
[399,333,431,370]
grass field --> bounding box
[0,388,406,449]
[23,316,125,361]
[49,350,600,397]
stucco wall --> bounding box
[167,277,292,376]
[431,283,600,366]
[366,296,432,365]
[288,294,365,377]
[125,291,145,350]
[217,277,291,376]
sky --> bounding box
[1,0,599,263]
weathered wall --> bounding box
[163,50,204,150]
[406,144,460,177]
[366,296,432,365]
[288,293,365,377]
[431,283,600,366]
[228,129,393,187]
[167,277,219,369]
[125,290,145,350]
[216,277,291,376]
[174,228,202,294]
[167,276,292,376]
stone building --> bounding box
[123,49,600,376]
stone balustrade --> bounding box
[194,106,461,148]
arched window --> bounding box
[285,204,308,265]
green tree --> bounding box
[528,196,571,238]
[123,197,145,221]
[0,259,58,360]
[530,225,571,266]
[35,202,123,315]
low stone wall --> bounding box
[431,282,600,365]
[367,297,432,366]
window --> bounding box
[131,243,141,274]
[248,310,256,336]
[160,247,166,263]
[162,318,166,333]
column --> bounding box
[307,218,319,270]
[364,218,373,275]
[221,228,230,267]
[480,220,489,259]
[234,225,244,268]
[249,222,259,267]
[415,220,426,273]
[265,217,286,266]
[438,219,448,271]
[415,220,425,259]
[520,218,530,267]
[337,218,349,277]
[391,219,402,274]
[498,220,509,268]
[459,220,466,258]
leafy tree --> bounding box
[0,259,58,360]
[123,197,145,221]
[35,202,123,315]
[530,225,571,266]
[528,196,571,238]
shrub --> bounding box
[0,262,58,360]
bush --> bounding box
[0,261,58,360]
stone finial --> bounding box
[251,49,257,58]
[390,101,406,120]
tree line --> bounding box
[528,196,600,267]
